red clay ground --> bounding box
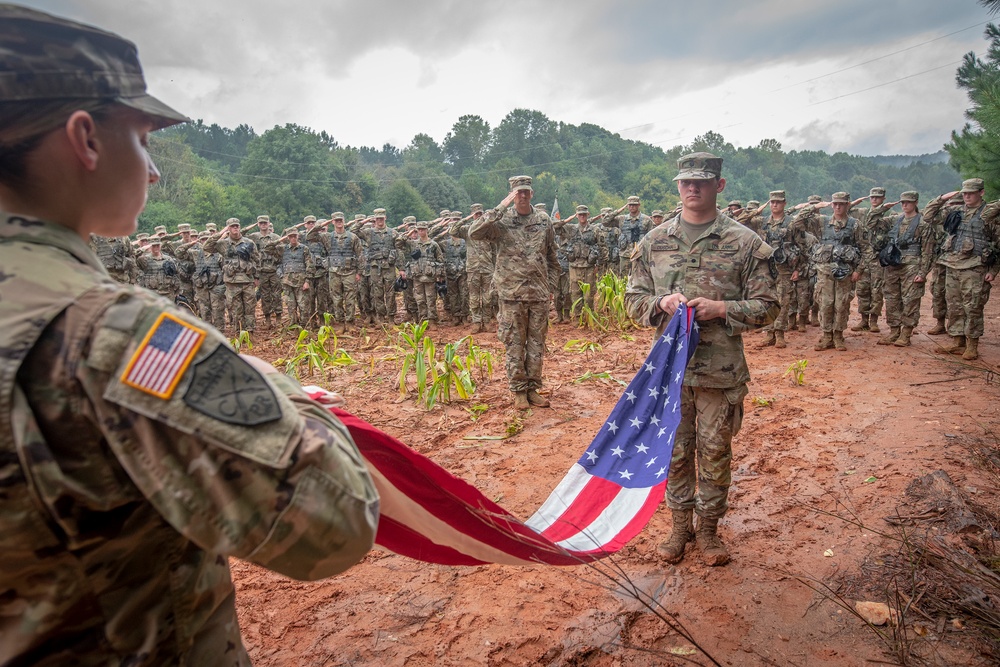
[232,294,1000,666]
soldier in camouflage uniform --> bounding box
[136,237,180,299]
[878,192,936,347]
[300,216,330,327]
[594,206,618,276]
[625,152,777,567]
[442,227,469,325]
[203,218,259,333]
[0,9,378,664]
[610,196,652,275]
[471,176,559,410]
[795,192,863,351]
[923,179,1000,360]
[850,187,897,333]
[924,194,964,335]
[315,212,363,332]
[744,191,807,347]
[560,204,606,318]
[90,233,136,284]
[553,215,573,323]
[450,204,497,333]
[266,229,314,328]
[250,215,283,328]
[397,221,445,327]
[356,208,399,324]
[348,213,375,324]
[175,232,227,329]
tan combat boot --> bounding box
[757,330,776,348]
[657,509,694,564]
[850,314,869,332]
[696,516,731,566]
[877,327,901,345]
[893,327,913,347]
[795,314,807,332]
[927,318,947,335]
[473,321,485,334]
[526,389,550,407]
[944,335,967,355]
[814,332,834,351]
[869,317,881,333]
[833,330,847,351]
[774,330,787,349]
[513,391,530,410]
[810,307,820,326]
[962,337,979,360]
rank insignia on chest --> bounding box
[121,312,206,399]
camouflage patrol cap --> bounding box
[373,208,386,217]
[257,215,271,224]
[471,203,483,213]
[198,230,211,239]
[899,191,919,202]
[534,203,547,210]
[626,196,640,205]
[727,200,742,207]
[651,210,664,217]
[135,232,149,241]
[177,223,191,233]
[153,225,167,235]
[402,215,416,224]
[331,211,345,221]
[961,178,985,193]
[149,237,162,246]
[869,187,886,198]
[205,223,218,232]
[769,190,786,202]
[673,152,723,181]
[354,214,366,220]
[301,215,315,224]
[601,207,613,214]
[831,192,851,203]
[508,175,532,191]
[576,205,589,214]
[0,5,188,138]
[746,200,761,210]
[286,228,300,236]
[416,220,429,229]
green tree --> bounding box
[381,179,434,223]
[443,115,491,175]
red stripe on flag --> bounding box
[536,475,624,543]
[569,481,666,554]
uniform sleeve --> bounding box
[726,236,779,334]
[303,246,315,273]
[77,295,378,581]
[624,239,666,328]
[469,210,502,241]
[545,224,559,293]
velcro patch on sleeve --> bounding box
[120,312,206,399]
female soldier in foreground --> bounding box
[0,6,378,665]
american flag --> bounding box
[308,305,698,565]
[122,313,205,399]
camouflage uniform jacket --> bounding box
[356,225,398,270]
[794,207,863,275]
[135,251,179,297]
[611,213,653,257]
[923,196,1000,270]
[469,206,559,301]
[561,221,606,269]
[442,237,467,278]
[0,214,378,666]
[449,217,496,274]
[624,213,778,388]
[89,234,136,280]
[265,241,315,287]
[756,214,807,272]
[886,213,936,276]
[851,203,895,262]
[396,236,445,283]
[250,231,282,272]
[176,241,224,289]
[319,229,364,276]
[202,234,259,284]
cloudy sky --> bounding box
[27,0,996,156]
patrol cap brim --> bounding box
[672,169,718,181]
[116,94,189,130]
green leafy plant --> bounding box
[397,324,490,409]
[574,370,627,386]
[571,282,609,332]
[465,403,489,421]
[595,272,637,330]
[564,338,603,355]
[751,396,773,407]
[229,330,252,352]
[505,413,525,438]
[785,359,808,386]
[275,326,355,379]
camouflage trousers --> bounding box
[306,272,330,325]
[329,272,358,324]
[498,299,548,392]
[467,270,494,324]
[403,281,417,322]
[284,281,310,328]
[667,384,747,520]
[555,271,571,320]
[357,272,372,318]
[369,266,396,320]
[258,270,282,318]
[767,268,797,331]
[931,264,948,321]
[793,273,812,321]
[413,280,438,323]
[194,283,226,330]
[945,264,992,339]
[570,266,597,312]
[225,281,256,332]
[855,256,885,319]
[882,261,926,329]
[446,273,468,320]
[815,267,853,332]
[178,277,195,302]
[107,268,130,285]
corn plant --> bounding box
[785,359,808,386]
[571,282,609,332]
[276,326,354,379]
[564,338,603,355]
[229,330,252,352]
[397,324,491,409]
[595,272,636,330]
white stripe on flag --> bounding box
[554,485,655,552]
[524,464,591,532]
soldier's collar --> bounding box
[0,213,106,274]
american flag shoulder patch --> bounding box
[120,312,207,399]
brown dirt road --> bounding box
[233,296,1000,666]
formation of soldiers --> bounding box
[728,180,999,360]
[92,179,998,360]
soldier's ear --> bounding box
[64,110,101,172]
[716,178,727,194]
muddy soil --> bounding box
[233,295,1000,666]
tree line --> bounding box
[141,109,962,235]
